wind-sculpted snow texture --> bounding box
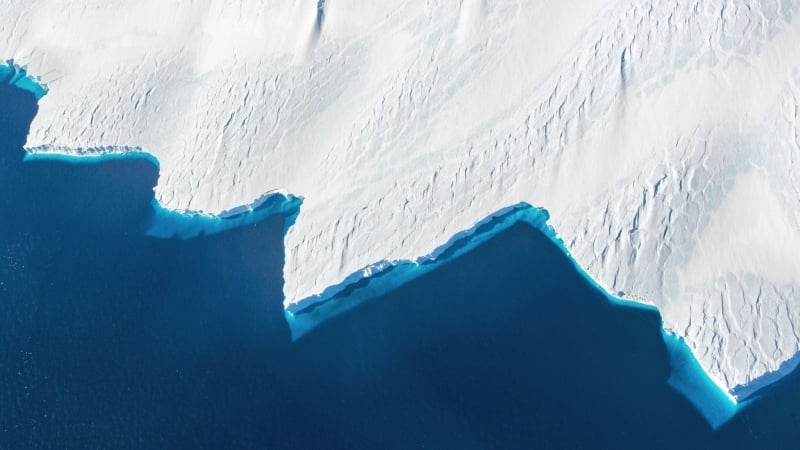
[5,0,800,402]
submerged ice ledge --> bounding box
[284,201,742,429]
[6,62,304,237]
[23,149,301,239]
[0,60,47,100]
[286,203,551,324]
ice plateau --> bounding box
[4,0,800,409]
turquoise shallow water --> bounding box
[0,63,47,100]
[285,201,741,429]
[3,69,800,449]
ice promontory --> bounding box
[5,0,800,404]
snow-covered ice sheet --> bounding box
[5,0,800,406]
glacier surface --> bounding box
[5,0,800,407]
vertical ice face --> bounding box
[4,0,800,403]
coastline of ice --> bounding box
[0,62,746,427]
[4,0,800,426]
[23,149,302,239]
[0,61,47,100]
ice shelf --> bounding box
[5,0,800,416]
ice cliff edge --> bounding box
[5,0,800,408]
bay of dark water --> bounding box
[3,82,800,449]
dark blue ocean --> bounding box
[3,82,800,449]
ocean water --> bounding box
[3,83,800,449]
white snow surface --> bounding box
[5,0,800,400]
